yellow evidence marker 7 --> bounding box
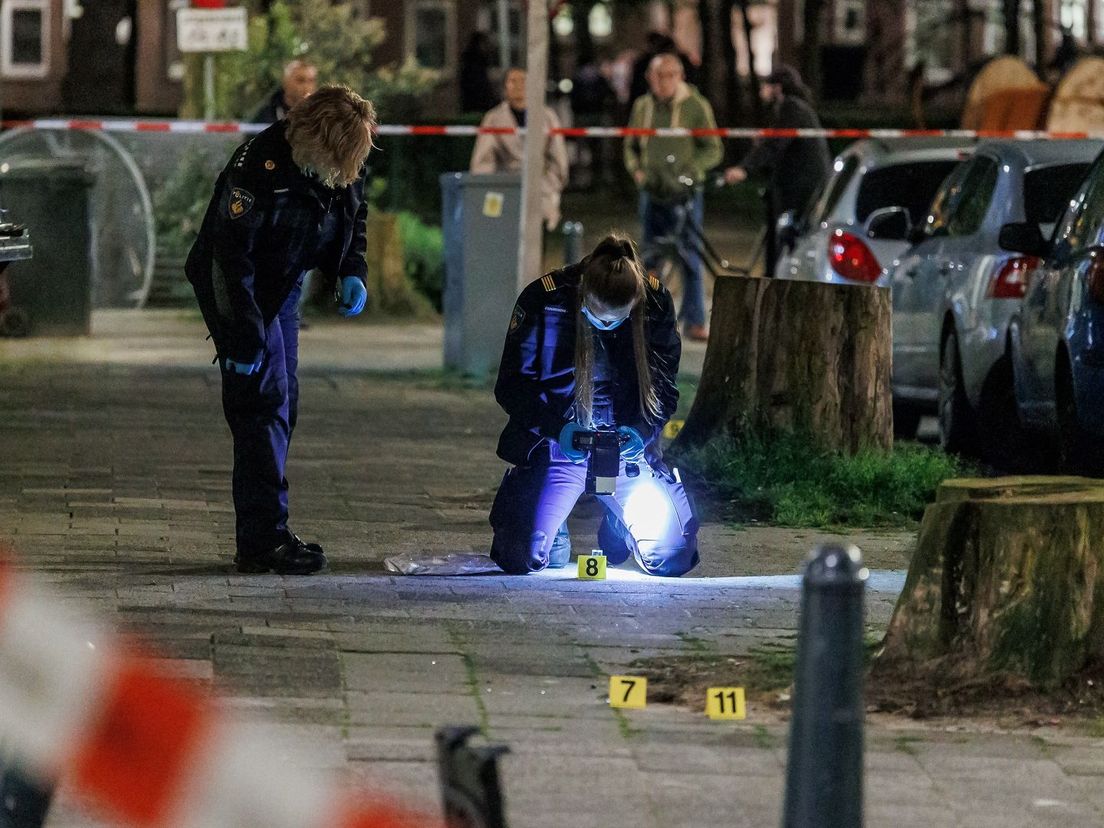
[577,550,607,580]
[705,686,746,720]
[609,676,647,709]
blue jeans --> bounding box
[489,443,700,577]
[220,286,301,556]
[639,190,706,328]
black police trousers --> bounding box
[220,286,301,556]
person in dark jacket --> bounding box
[459,31,499,114]
[489,234,699,577]
[186,85,376,575]
[251,58,318,124]
[724,64,831,276]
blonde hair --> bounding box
[573,233,661,428]
[285,85,377,188]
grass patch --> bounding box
[671,431,971,528]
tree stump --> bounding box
[676,275,891,454]
[876,476,1104,688]
[365,211,433,317]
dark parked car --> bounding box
[1005,147,1104,471]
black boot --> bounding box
[235,534,327,575]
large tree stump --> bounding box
[676,275,891,453]
[365,211,433,317]
[877,476,1104,688]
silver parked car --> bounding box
[889,139,1101,460]
[774,138,972,287]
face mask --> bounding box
[582,304,628,331]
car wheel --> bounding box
[1056,358,1104,476]
[892,400,922,440]
[938,331,978,455]
[977,355,1038,472]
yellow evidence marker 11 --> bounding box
[705,686,746,720]
[609,676,647,709]
[577,550,607,580]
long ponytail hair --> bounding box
[573,234,661,427]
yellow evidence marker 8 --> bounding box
[705,686,746,720]
[609,676,647,709]
[577,550,607,580]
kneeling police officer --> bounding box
[490,234,699,576]
[186,85,376,574]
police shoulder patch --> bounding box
[228,187,255,220]
[508,304,526,334]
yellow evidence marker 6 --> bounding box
[706,686,746,720]
[577,550,607,580]
[609,676,647,709]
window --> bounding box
[1024,163,1092,228]
[1054,158,1104,258]
[1,0,50,79]
[946,158,998,237]
[833,0,865,45]
[406,0,456,74]
[905,0,954,83]
[855,160,961,226]
[477,0,522,69]
[810,155,859,225]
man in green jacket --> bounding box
[624,52,722,341]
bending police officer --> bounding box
[186,85,376,575]
[490,234,699,577]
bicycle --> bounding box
[636,180,766,319]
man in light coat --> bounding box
[470,68,570,230]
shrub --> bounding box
[672,431,970,528]
[396,212,444,311]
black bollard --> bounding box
[562,221,583,265]
[782,544,868,828]
[0,763,52,828]
[436,726,510,828]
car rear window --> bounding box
[855,160,961,224]
[1024,164,1091,225]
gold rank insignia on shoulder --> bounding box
[541,274,557,292]
[228,187,255,219]
[264,160,276,170]
[648,274,661,291]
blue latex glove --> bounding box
[224,357,262,375]
[617,426,646,462]
[338,276,367,317]
[558,422,587,464]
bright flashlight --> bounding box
[621,474,674,541]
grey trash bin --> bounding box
[440,172,520,376]
[0,159,94,336]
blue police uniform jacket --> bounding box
[185,121,368,363]
[494,262,681,467]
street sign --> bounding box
[176,8,248,53]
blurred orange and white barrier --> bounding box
[0,552,436,828]
[0,118,1100,141]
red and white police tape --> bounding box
[0,550,436,828]
[0,118,1100,141]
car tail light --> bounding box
[987,256,1040,299]
[828,230,882,283]
[1088,252,1104,305]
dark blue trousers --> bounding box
[220,287,300,556]
[489,443,700,577]
[639,190,707,328]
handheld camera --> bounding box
[571,428,639,496]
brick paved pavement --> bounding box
[0,312,1100,827]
